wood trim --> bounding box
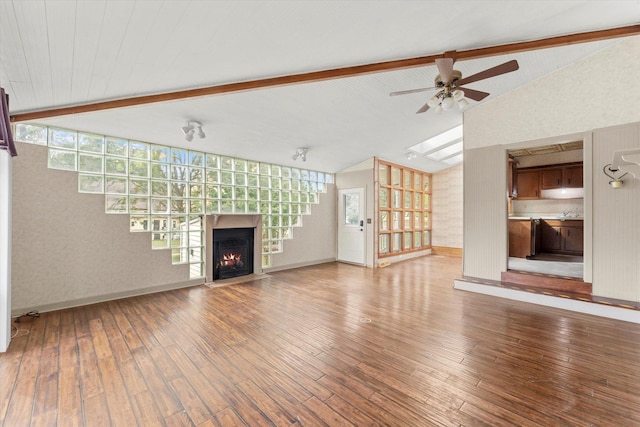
[430,246,463,257]
[10,25,640,122]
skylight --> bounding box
[408,125,463,155]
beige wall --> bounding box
[12,142,338,313]
[432,164,463,249]
[268,186,337,271]
[462,36,640,301]
[11,142,195,314]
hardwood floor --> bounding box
[2,255,640,426]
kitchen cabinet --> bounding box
[541,165,583,189]
[515,170,540,199]
[563,166,583,188]
[539,220,584,255]
[541,168,562,189]
[508,219,532,258]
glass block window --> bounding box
[14,123,334,278]
[377,159,431,258]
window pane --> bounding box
[392,190,402,209]
[379,164,389,186]
[404,191,412,209]
[414,231,422,249]
[404,170,413,188]
[129,142,149,160]
[379,188,389,208]
[151,145,170,162]
[105,138,128,157]
[78,174,104,193]
[48,149,76,171]
[78,133,104,153]
[49,128,77,150]
[414,174,422,191]
[129,160,149,177]
[423,175,431,192]
[380,211,389,230]
[14,124,47,145]
[344,193,359,225]
[106,177,127,194]
[105,196,127,213]
[391,167,401,186]
[393,233,402,253]
[392,211,401,230]
[379,234,390,255]
[404,212,411,230]
[414,193,421,210]
[404,232,412,250]
[79,154,104,173]
[106,157,127,175]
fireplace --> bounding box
[213,227,254,280]
[205,214,262,283]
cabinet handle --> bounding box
[557,178,560,185]
[568,178,571,185]
[568,229,571,237]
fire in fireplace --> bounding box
[213,227,254,280]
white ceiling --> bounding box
[1,1,639,173]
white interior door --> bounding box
[337,188,365,265]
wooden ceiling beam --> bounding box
[11,24,640,123]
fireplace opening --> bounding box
[213,227,254,280]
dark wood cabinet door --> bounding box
[541,169,562,189]
[516,171,540,199]
[563,166,583,188]
[563,226,584,253]
[508,220,532,258]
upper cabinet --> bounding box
[514,163,583,199]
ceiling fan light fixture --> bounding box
[427,96,439,108]
[441,96,455,110]
[434,104,443,114]
[457,98,470,109]
[453,90,464,101]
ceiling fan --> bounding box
[390,57,519,113]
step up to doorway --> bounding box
[501,270,592,295]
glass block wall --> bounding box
[13,123,333,279]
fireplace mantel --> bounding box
[205,214,263,283]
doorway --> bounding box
[337,188,365,265]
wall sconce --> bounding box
[181,121,205,142]
[603,164,628,189]
[292,147,308,162]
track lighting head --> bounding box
[292,147,308,162]
[181,121,205,141]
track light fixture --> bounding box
[292,147,308,162]
[181,121,205,141]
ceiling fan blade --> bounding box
[389,87,435,96]
[435,58,454,84]
[416,101,431,114]
[459,87,490,101]
[456,59,519,86]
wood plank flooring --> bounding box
[2,255,640,426]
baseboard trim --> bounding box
[11,278,205,316]
[431,246,463,257]
[263,258,336,273]
[454,279,640,324]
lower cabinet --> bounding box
[540,220,584,255]
[508,220,532,258]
